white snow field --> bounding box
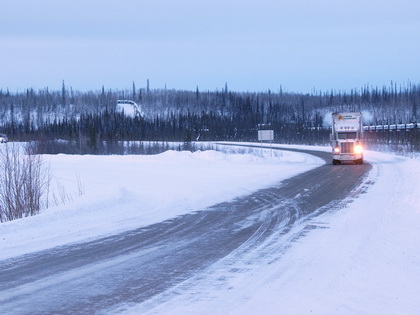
[1,143,419,314]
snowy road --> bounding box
[0,147,371,314]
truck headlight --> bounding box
[334,146,340,153]
[354,145,363,154]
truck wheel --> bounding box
[332,159,340,165]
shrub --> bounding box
[0,143,50,222]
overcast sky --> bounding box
[1,0,419,93]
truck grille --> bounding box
[341,142,354,153]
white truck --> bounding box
[330,112,364,165]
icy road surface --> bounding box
[0,147,371,314]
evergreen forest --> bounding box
[0,81,419,154]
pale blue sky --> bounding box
[1,0,419,93]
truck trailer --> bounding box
[330,112,364,165]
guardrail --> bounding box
[310,124,419,132]
[363,123,419,132]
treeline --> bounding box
[0,81,419,153]
[0,107,331,147]
[1,81,419,123]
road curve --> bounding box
[0,146,371,314]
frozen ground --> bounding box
[0,143,419,314]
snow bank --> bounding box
[0,147,323,260]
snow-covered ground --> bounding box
[0,144,322,260]
[1,143,419,314]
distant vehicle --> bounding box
[0,134,7,143]
[330,112,363,165]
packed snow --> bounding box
[1,143,419,314]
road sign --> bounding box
[258,129,274,141]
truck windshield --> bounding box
[337,132,357,139]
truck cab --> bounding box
[331,112,363,165]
